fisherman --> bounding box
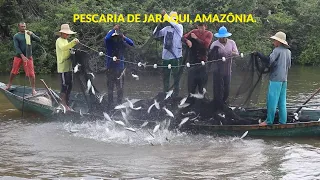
[209,26,239,108]
[153,10,183,97]
[5,22,41,95]
[254,31,291,126]
[55,24,79,111]
[104,24,134,109]
[182,23,213,95]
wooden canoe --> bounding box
[1,82,320,137]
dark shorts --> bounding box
[60,71,73,94]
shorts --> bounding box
[60,71,73,94]
[11,56,35,77]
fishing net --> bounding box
[66,25,299,127]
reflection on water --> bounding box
[0,66,320,179]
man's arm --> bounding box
[231,40,239,56]
[13,35,23,55]
[193,31,213,48]
[29,32,41,42]
[105,29,115,41]
[123,36,134,46]
[56,38,78,51]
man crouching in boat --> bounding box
[104,24,134,110]
[254,31,291,126]
[55,24,79,111]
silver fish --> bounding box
[179,97,188,106]
[147,104,155,113]
[73,63,81,73]
[178,117,189,128]
[103,112,112,121]
[178,103,190,109]
[114,120,125,126]
[240,131,249,139]
[91,86,95,95]
[114,104,127,109]
[79,109,83,117]
[190,93,204,99]
[203,88,207,94]
[163,107,174,118]
[154,99,160,109]
[125,127,136,132]
[140,121,148,128]
[86,79,92,93]
[88,72,95,79]
[165,89,173,100]
[131,73,139,80]
[153,124,160,133]
[121,111,129,125]
[99,93,106,103]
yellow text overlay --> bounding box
[73,13,256,23]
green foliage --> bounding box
[0,0,320,74]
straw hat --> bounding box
[58,24,76,35]
[270,31,289,47]
[169,11,178,20]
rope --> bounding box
[79,41,246,69]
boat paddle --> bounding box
[39,79,61,106]
[295,87,320,113]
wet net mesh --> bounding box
[66,28,297,126]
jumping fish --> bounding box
[153,124,160,133]
[125,127,136,132]
[103,112,112,121]
[165,89,173,100]
[240,131,249,139]
[147,103,155,113]
[154,99,160,109]
[126,98,141,110]
[163,107,174,118]
[114,120,125,126]
[73,63,81,73]
[131,73,139,80]
[140,121,148,128]
[88,72,95,79]
[121,111,129,125]
[179,97,188,106]
[79,109,84,117]
[86,79,92,93]
[190,93,204,99]
[178,117,189,128]
[178,103,190,109]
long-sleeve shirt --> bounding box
[210,39,239,76]
[104,29,134,70]
[257,46,291,81]
[153,14,183,60]
[183,29,213,62]
[13,32,41,58]
[56,37,77,73]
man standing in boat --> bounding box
[104,24,134,109]
[182,23,213,96]
[153,10,183,97]
[209,26,239,109]
[254,31,291,126]
[55,24,79,111]
[5,22,41,95]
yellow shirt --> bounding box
[56,37,77,73]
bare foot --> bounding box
[5,85,11,90]
[259,121,268,126]
[32,89,37,96]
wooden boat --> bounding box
[1,82,320,137]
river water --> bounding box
[0,66,320,179]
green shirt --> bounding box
[56,37,77,73]
[13,32,41,58]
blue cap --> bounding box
[214,26,232,38]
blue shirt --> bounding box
[104,29,134,70]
